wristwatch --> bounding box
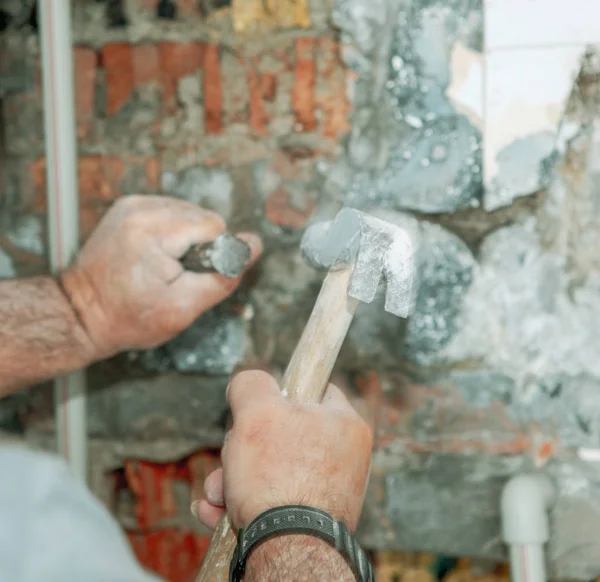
[229,505,374,582]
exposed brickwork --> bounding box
[30,156,159,239]
[158,41,205,110]
[102,43,134,115]
[132,44,161,87]
[247,60,267,134]
[4,10,353,581]
[120,451,219,579]
[74,47,98,139]
[128,529,210,582]
[203,44,223,134]
[292,38,317,131]
[316,38,351,139]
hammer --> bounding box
[196,207,415,581]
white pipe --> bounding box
[38,0,87,483]
[501,473,555,582]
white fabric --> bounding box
[0,444,161,582]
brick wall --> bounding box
[5,0,600,579]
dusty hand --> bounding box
[60,195,262,359]
[194,370,373,532]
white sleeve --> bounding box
[0,444,162,582]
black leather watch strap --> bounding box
[229,505,374,582]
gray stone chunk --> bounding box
[136,305,246,376]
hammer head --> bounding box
[301,208,415,318]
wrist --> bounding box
[246,535,355,582]
[56,269,107,363]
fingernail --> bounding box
[206,490,223,506]
[190,500,200,518]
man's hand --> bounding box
[194,370,373,581]
[61,195,262,359]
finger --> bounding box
[156,205,226,258]
[227,370,281,418]
[322,383,353,411]
[192,499,226,531]
[204,468,224,506]
[167,234,262,315]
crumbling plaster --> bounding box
[3,0,600,575]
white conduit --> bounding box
[38,0,87,483]
[501,473,555,582]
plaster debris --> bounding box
[442,219,600,383]
[444,60,600,388]
[164,166,234,220]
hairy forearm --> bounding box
[246,536,355,582]
[0,276,95,397]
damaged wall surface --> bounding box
[3,0,600,579]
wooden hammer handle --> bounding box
[196,268,359,582]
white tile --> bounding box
[484,46,584,209]
[446,41,484,129]
[485,0,600,51]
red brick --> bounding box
[292,38,317,132]
[125,460,178,530]
[74,47,98,139]
[316,39,351,139]
[132,44,160,87]
[31,156,126,239]
[264,186,315,229]
[260,72,277,101]
[248,63,266,135]
[102,43,134,115]
[158,41,205,109]
[203,44,223,134]
[128,529,210,582]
